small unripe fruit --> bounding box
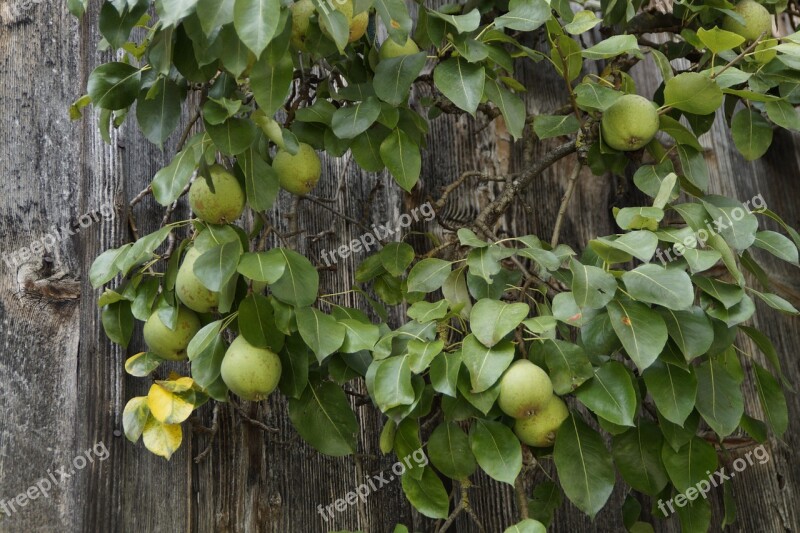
[723,0,772,42]
[497,360,554,419]
[143,306,201,361]
[349,11,368,42]
[290,0,315,51]
[273,142,322,195]
[379,37,420,59]
[601,94,660,152]
[176,246,220,313]
[514,397,569,447]
[221,336,282,401]
[189,165,245,225]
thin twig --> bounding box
[550,163,583,248]
[193,403,220,463]
[177,108,202,151]
[231,400,280,433]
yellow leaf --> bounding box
[142,418,182,460]
[147,384,195,424]
[157,376,195,392]
[122,396,150,443]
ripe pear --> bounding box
[143,306,201,361]
[379,37,420,59]
[290,0,315,51]
[723,0,772,42]
[176,246,220,313]
[325,0,369,42]
[514,397,569,447]
[497,360,554,419]
[601,94,659,151]
[189,165,245,225]
[221,336,282,401]
[273,142,322,195]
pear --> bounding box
[221,336,282,401]
[379,37,420,60]
[273,142,322,195]
[601,94,659,152]
[143,306,200,361]
[290,0,316,51]
[189,165,245,225]
[176,246,220,313]
[514,397,569,447]
[723,0,772,42]
[497,360,554,419]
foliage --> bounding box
[75,0,800,530]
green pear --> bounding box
[176,246,220,313]
[601,94,659,151]
[221,336,282,401]
[290,0,316,51]
[273,142,322,195]
[379,37,420,59]
[723,0,772,42]
[514,397,569,447]
[189,165,245,225]
[497,360,554,419]
[143,306,201,361]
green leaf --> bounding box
[581,35,642,60]
[99,1,150,48]
[564,10,601,35]
[123,397,150,443]
[701,195,759,251]
[125,351,163,377]
[661,437,717,492]
[428,422,477,479]
[494,0,550,31]
[233,0,280,56]
[753,363,788,438]
[484,76,526,140]
[373,355,415,410]
[193,240,242,291]
[430,351,462,397]
[740,325,788,386]
[533,114,580,139]
[697,26,745,53]
[237,250,286,283]
[288,377,359,456]
[469,419,522,486]
[622,264,694,310]
[570,258,617,309]
[642,360,696,425]
[296,307,346,362]
[332,97,382,139]
[692,275,744,309]
[536,339,594,394]
[379,242,415,276]
[277,333,309,399]
[427,8,481,33]
[102,301,134,348]
[270,248,319,307]
[752,230,799,264]
[191,335,227,388]
[89,245,131,288]
[313,0,349,51]
[407,258,451,293]
[239,293,284,351]
[676,145,709,191]
[574,82,622,111]
[408,300,449,323]
[206,117,257,155]
[553,412,615,519]
[602,231,659,263]
[469,298,529,347]
[765,100,800,131]
[339,319,381,353]
[607,299,668,371]
[655,307,714,361]
[237,147,279,212]
[695,357,744,437]
[664,72,722,115]
[407,339,444,373]
[401,467,449,519]
[251,53,294,115]
[462,335,515,393]
[197,0,235,35]
[380,128,421,191]
[504,519,547,533]
[731,108,773,161]
[527,481,562,527]
[750,290,799,314]
[433,58,485,116]
[187,319,224,361]
[374,52,427,106]
[88,62,141,110]
[574,361,636,426]
[151,134,206,205]
[611,421,669,496]
[136,78,182,147]
[155,0,198,27]
[373,0,412,44]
